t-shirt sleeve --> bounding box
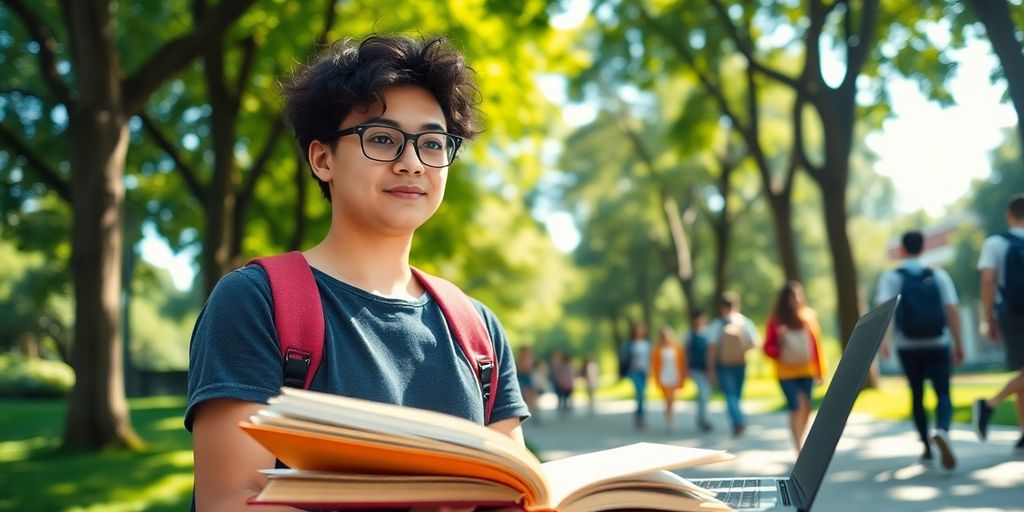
[936,269,959,306]
[473,301,530,425]
[875,270,898,305]
[185,266,283,431]
[977,236,1001,270]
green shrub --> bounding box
[0,354,75,398]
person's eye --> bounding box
[364,129,398,145]
[419,134,446,151]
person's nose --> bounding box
[392,138,425,175]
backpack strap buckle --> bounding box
[283,348,312,388]
[476,357,494,403]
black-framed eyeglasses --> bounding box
[321,124,463,168]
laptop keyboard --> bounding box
[696,478,762,508]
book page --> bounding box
[541,442,733,507]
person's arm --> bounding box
[980,268,1000,341]
[762,317,780,360]
[193,399,296,511]
[945,303,964,365]
[488,417,525,446]
[874,271,896,358]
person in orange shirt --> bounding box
[652,327,687,432]
[763,281,825,454]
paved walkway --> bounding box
[522,397,1024,511]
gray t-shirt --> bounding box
[875,259,959,349]
[185,265,528,431]
[977,227,1024,307]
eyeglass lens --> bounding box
[360,126,457,167]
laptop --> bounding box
[692,296,898,511]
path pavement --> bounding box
[522,397,1024,511]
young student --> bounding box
[621,324,652,430]
[706,292,759,437]
[763,281,825,455]
[684,309,713,433]
[580,354,600,415]
[974,193,1024,455]
[875,231,963,468]
[651,327,686,432]
[185,35,529,510]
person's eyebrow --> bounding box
[364,117,446,132]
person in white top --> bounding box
[973,193,1024,455]
[875,231,963,469]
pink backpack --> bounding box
[246,252,500,423]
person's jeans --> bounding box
[717,364,746,427]
[628,370,648,420]
[690,369,711,426]
[897,347,952,445]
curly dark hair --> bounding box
[282,34,483,200]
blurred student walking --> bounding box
[707,293,759,437]
[974,193,1024,455]
[684,310,713,433]
[652,327,686,432]
[876,231,963,469]
[620,325,652,430]
[764,281,824,454]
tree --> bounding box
[0,0,255,450]
[963,0,1024,161]
[140,0,336,296]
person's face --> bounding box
[694,315,706,329]
[310,86,450,236]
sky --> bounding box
[142,12,1019,290]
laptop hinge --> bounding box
[789,478,809,511]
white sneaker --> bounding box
[931,429,956,470]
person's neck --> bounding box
[305,222,421,299]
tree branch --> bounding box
[843,0,879,89]
[137,113,206,202]
[707,0,801,89]
[0,122,70,202]
[233,35,257,99]
[122,0,257,115]
[237,116,287,207]
[2,0,70,104]
[633,3,747,133]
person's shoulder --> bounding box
[208,265,271,302]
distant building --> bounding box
[879,217,1004,373]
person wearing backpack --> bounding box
[621,324,653,430]
[184,35,530,510]
[706,292,760,437]
[684,309,713,433]
[763,282,824,455]
[974,193,1024,455]
[875,231,963,469]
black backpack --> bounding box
[1000,232,1024,313]
[895,268,946,339]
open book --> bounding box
[241,388,734,511]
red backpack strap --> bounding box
[411,267,499,424]
[246,252,324,390]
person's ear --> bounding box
[308,139,334,183]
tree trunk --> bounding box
[54,0,255,450]
[765,193,800,281]
[966,0,1024,160]
[820,170,860,347]
[64,112,142,450]
[59,0,141,450]
[200,36,240,297]
[289,148,309,251]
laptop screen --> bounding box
[790,297,897,508]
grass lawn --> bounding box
[1,372,1019,511]
[0,396,194,511]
